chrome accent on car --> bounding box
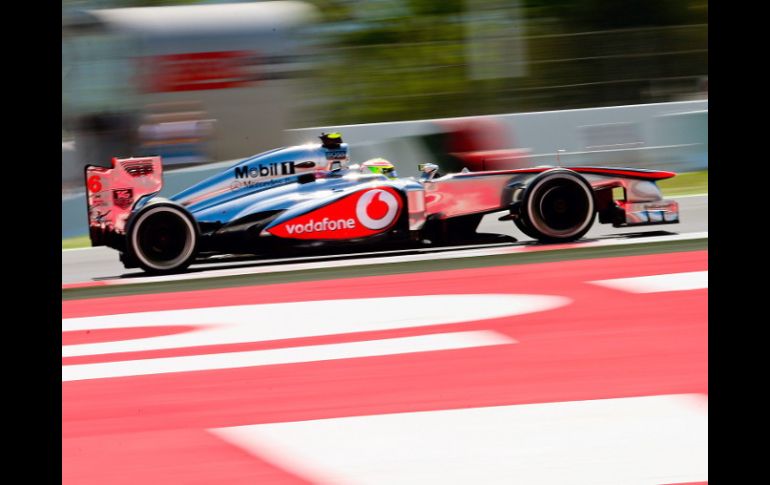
[621,200,680,225]
[582,175,666,203]
[579,173,678,226]
[418,163,440,181]
[406,187,427,230]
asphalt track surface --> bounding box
[62,194,707,284]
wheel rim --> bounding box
[132,207,196,270]
[527,174,594,239]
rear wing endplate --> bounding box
[85,156,163,246]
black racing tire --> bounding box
[518,169,596,243]
[126,203,199,274]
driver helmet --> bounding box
[320,132,343,148]
[360,158,398,179]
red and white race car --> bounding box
[85,133,679,273]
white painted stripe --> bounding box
[62,294,564,357]
[61,246,102,253]
[66,231,708,288]
[61,330,515,382]
[591,270,707,293]
[211,394,707,485]
[671,192,708,199]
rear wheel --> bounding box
[127,204,198,273]
[518,169,596,243]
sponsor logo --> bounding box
[230,176,298,191]
[325,150,348,160]
[122,161,155,177]
[89,194,107,208]
[267,187,402,240]
[112,188,134,210]
[356,189,399,230]
[234,161,296,179]
[285,217,357,235]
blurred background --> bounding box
[62,0,707,237]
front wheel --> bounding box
[518,169,596,243]
[126,204,199,274]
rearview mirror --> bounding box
[418,162,440,181]
[418,163,439,173]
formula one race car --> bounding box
[85,133,680,273]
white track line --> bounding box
[63,294,563,357]
[62,330,514,382]
[64,231,708,288]
[62,246,106,253]
[591,270,708,293]
[211,394,707,485]
[670,192,708,199]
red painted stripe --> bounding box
[62,252,707,431]
[62,281,108,290]
[63,251,706,318]
[62,251,706,484]
[62,325,198,347]
[157,51,252,61]
[63,428,311,485]
[519,241,583,252]
[62,285,707,435]
[162,80,253,92]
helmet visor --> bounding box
[382,166,397,178]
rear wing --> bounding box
[85,156,163,246]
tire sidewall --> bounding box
[126,202,199,273]
[521,169,595,242]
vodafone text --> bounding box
[285,217,357,234]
